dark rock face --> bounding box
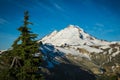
[45,63,96,80]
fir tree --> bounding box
[0,11,44,80]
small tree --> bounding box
[0,11,44,80]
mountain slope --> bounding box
[39,25,120,76]
[39,25,110,46]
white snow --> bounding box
[111,47,120,57]
[39,24,120,63]
[40,25,110,46]
[55,47,80,55]
[112,51,120,57]
[108,48,113,54]
[0,50,6,54]
[41,30,58,42]
[70,45,102,53]
[55,46,91,60]
[100,45,110,49]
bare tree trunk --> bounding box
[10,57,22,69]
[10,57,16,69]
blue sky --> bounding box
[0,0,120,50]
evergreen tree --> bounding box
[0,11,44,80]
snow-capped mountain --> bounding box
[40,25,110,46]
[39,25,120,75]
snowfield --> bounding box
[39,25,120,69]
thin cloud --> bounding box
[37,2,54,13]
[53,3,64,11]
[36,0,55,13]
[95,23,104,27]
[36,0,65,12]
[93,23,105,34]
[35,0,69,20]
[0,18,8,25]
[101,29,114,35]
[93,23,114,36]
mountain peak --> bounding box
[67,24,84,32]
[67,24,76,28]
[40,25,109,46]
